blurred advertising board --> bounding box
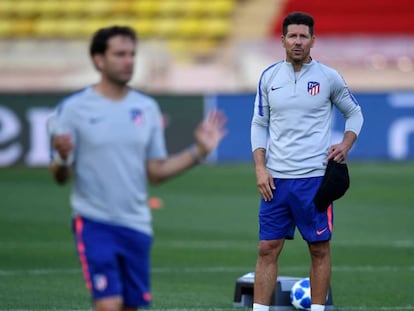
[1,91,413,167]
[212,92,414,162]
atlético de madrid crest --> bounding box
[307,81,320,95]
[130,109,144,125]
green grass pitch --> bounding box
[0,162,413,310]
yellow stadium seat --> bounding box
[0,0,15,17]
[35,17,90,38]
[205,0,236,16]
[13,0,39,17]
[111,0,132,15]
[82,18,139,39]
[85,19,113,37]
[37,1,64,17]
[58,18,87,38]
[133,19,155,38]
[130,0,160,16]
[177,18,202,38]
[105,16,135,28]
[153,17,179,38]
[12,19,35,37]
[203,18,231,38]
[168,37,218,57]
[60,1,85,16]
[178,17,231,39]
[0,20,13,38]
[84,0,113,17]
[34,18,60,37]
[182,0,205,16]
[158,0,183,16]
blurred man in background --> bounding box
[250,12,363,311]
[48,25,226,311]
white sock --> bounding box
[253,303,269,311]
[310,304,325,311]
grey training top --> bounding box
[251,60,363,178]
[52,87,167,236]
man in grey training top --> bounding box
[250,12,363,311]
[48,25,226,311]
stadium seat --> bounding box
[84,19,113,37]
[34,19,59,37]
[37,0,65,17]
[167,37,218,57]
[205,0,236,16]
[158,0,184,16]
[203,18,232,39]
[182,0,206,16]
[177,18,202,38]
[103,17,136,31]
[110,0,132,15]
[34,18,90,38]
[84,0,113,17]
[58,19,87,38]
[132,19,154,37]
[153,17,179,37]
[130,1,160,16]
[0,20,12,38]
[0,0,17,17]
[13,1,39,17]
[12,19,35,37]
[59,1,86,17]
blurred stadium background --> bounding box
[0,0,413,92]
[1,0,414,166]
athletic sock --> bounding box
[310,304,325,311]
[253,303,269,311]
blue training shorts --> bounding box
[72,216,153,307]
[259,177,334,243]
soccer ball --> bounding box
[290,277,311,310]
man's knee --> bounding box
[95,296,123,311]
[309,241,330,260]
[258,239,284,258]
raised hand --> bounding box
[194,110,227,156]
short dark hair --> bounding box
[282,12,314,36]
[89,25,137,56]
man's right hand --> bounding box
[256,166,275,202]
[53,134,74,160]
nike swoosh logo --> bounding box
[271,86,282,91]
[316,227,328,235]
